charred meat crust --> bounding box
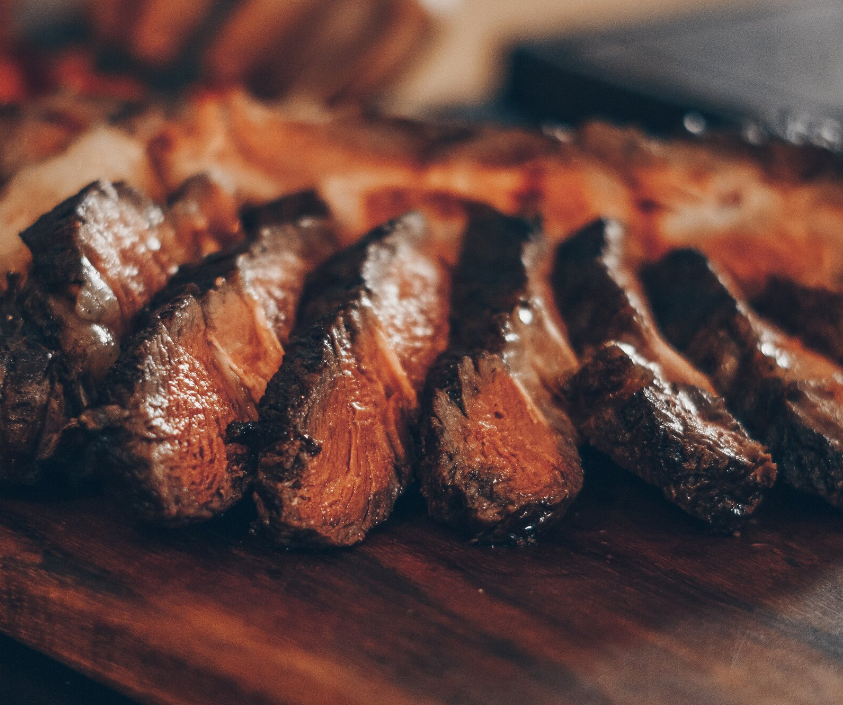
[0,181,192,482]
[254,212,450,548]
[552,219,711,391]
[21,182,180,389]
[643,249,843,509]
[753,276,843,366]
[0,287,67,484]
[240,189,330,233]
[419,208,583,545]
[555,220,775,529]
[565,345,776,527]
[87,191,336,524]
[553,219,648,355]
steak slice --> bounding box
[253,212,450,547]
[555,220,775,529]
[166,173,244,258]
[753,277,843,366]
[85,191,335,523]
[0,285,67,485]
[419,207,582,544]
[643,249,843,510]
[0,178,240,484]
[0,126,163,283]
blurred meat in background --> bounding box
[0,0,434,104]
[0,0,767,110]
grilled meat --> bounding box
[0,286,67,485]
[419,207,582,544]
[553,219,713,391]
[0,178,238,484]
[2,83,841,545]
[556,220,775,528]
[0,126,162,281]
[576,122,843,295]
[165,173,244,257]
[253,212,450,547]
[85,191,335,523]
[85,0,430,100]
[149,89,633,239]
[754,277,843,366]
[644,250,843,509]
[5,90,840,295]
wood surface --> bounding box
[1,451,842,705]
[0,632,135,705]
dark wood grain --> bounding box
[1,453,843,705]
[0,633,136,705]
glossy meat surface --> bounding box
[23,182,182,382]
[0,182,180,481]
[419,208,582,544]
[0,179,238,484]
[555,220,775,528]
[86,192,335,523]
[644,250,843,509]
[253,212,450,547]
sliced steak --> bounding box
[552,219,712,391]
[643,249,843,510]
[754,277,843,366]
[0,178,240,484]
[0,126,163,282]
[0,285,67,485]
[166,173,244,258]
[555,220,775,529]
[419,207,582,544]
[85,191,335,523]
[253,212,450,547]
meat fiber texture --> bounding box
[555,220,776,530]
[252,211,450,548]
[0,177,240,484]
[644,250,843,510]
[2,87,843,542]
[85,191,336,524]
[419,206,583,544]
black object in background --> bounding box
[505,0,843,148]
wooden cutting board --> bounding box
[1,457,842,705]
